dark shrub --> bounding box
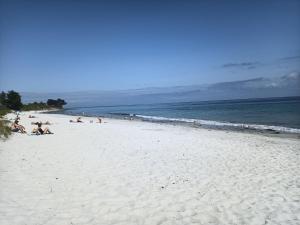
[6,90,22,110]
[47,98,67,108]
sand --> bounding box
[0,111,299,225]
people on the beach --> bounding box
[9,114,56,135]
[10,113,107,136]
[11,119,26,133]
[32,122,53,135]
[31,121,51,125]
[70,117,83,123]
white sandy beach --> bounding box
[0,111,299,225]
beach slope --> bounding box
[0,112,299,225]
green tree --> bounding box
[6,90,22,110]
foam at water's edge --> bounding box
[135,115,300,134]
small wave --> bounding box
[109,112,131,116]
[135,115,300,134]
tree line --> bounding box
[0,90,67,111]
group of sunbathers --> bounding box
[11,114,53,135]
[70,117,102,123]
[11,114,102,135]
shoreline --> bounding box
[46,110,300,140]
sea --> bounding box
[56,96,300,134]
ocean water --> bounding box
[59,96,300,133]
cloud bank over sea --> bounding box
[22,72,300,107]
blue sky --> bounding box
[0,0,299,92]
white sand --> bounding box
[0,111,299,225]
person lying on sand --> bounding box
[32,122,53,135]
[31,121,51,125]
[11,120,26,133]
[28,115,36,118]
[70,117,83,123]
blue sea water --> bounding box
[59,96,300,133]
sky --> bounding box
[0,0,300,92]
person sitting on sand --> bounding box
[32,122,53,135]
[11,120,26,133]
[28,115,36,118]
[70,117,83,123]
